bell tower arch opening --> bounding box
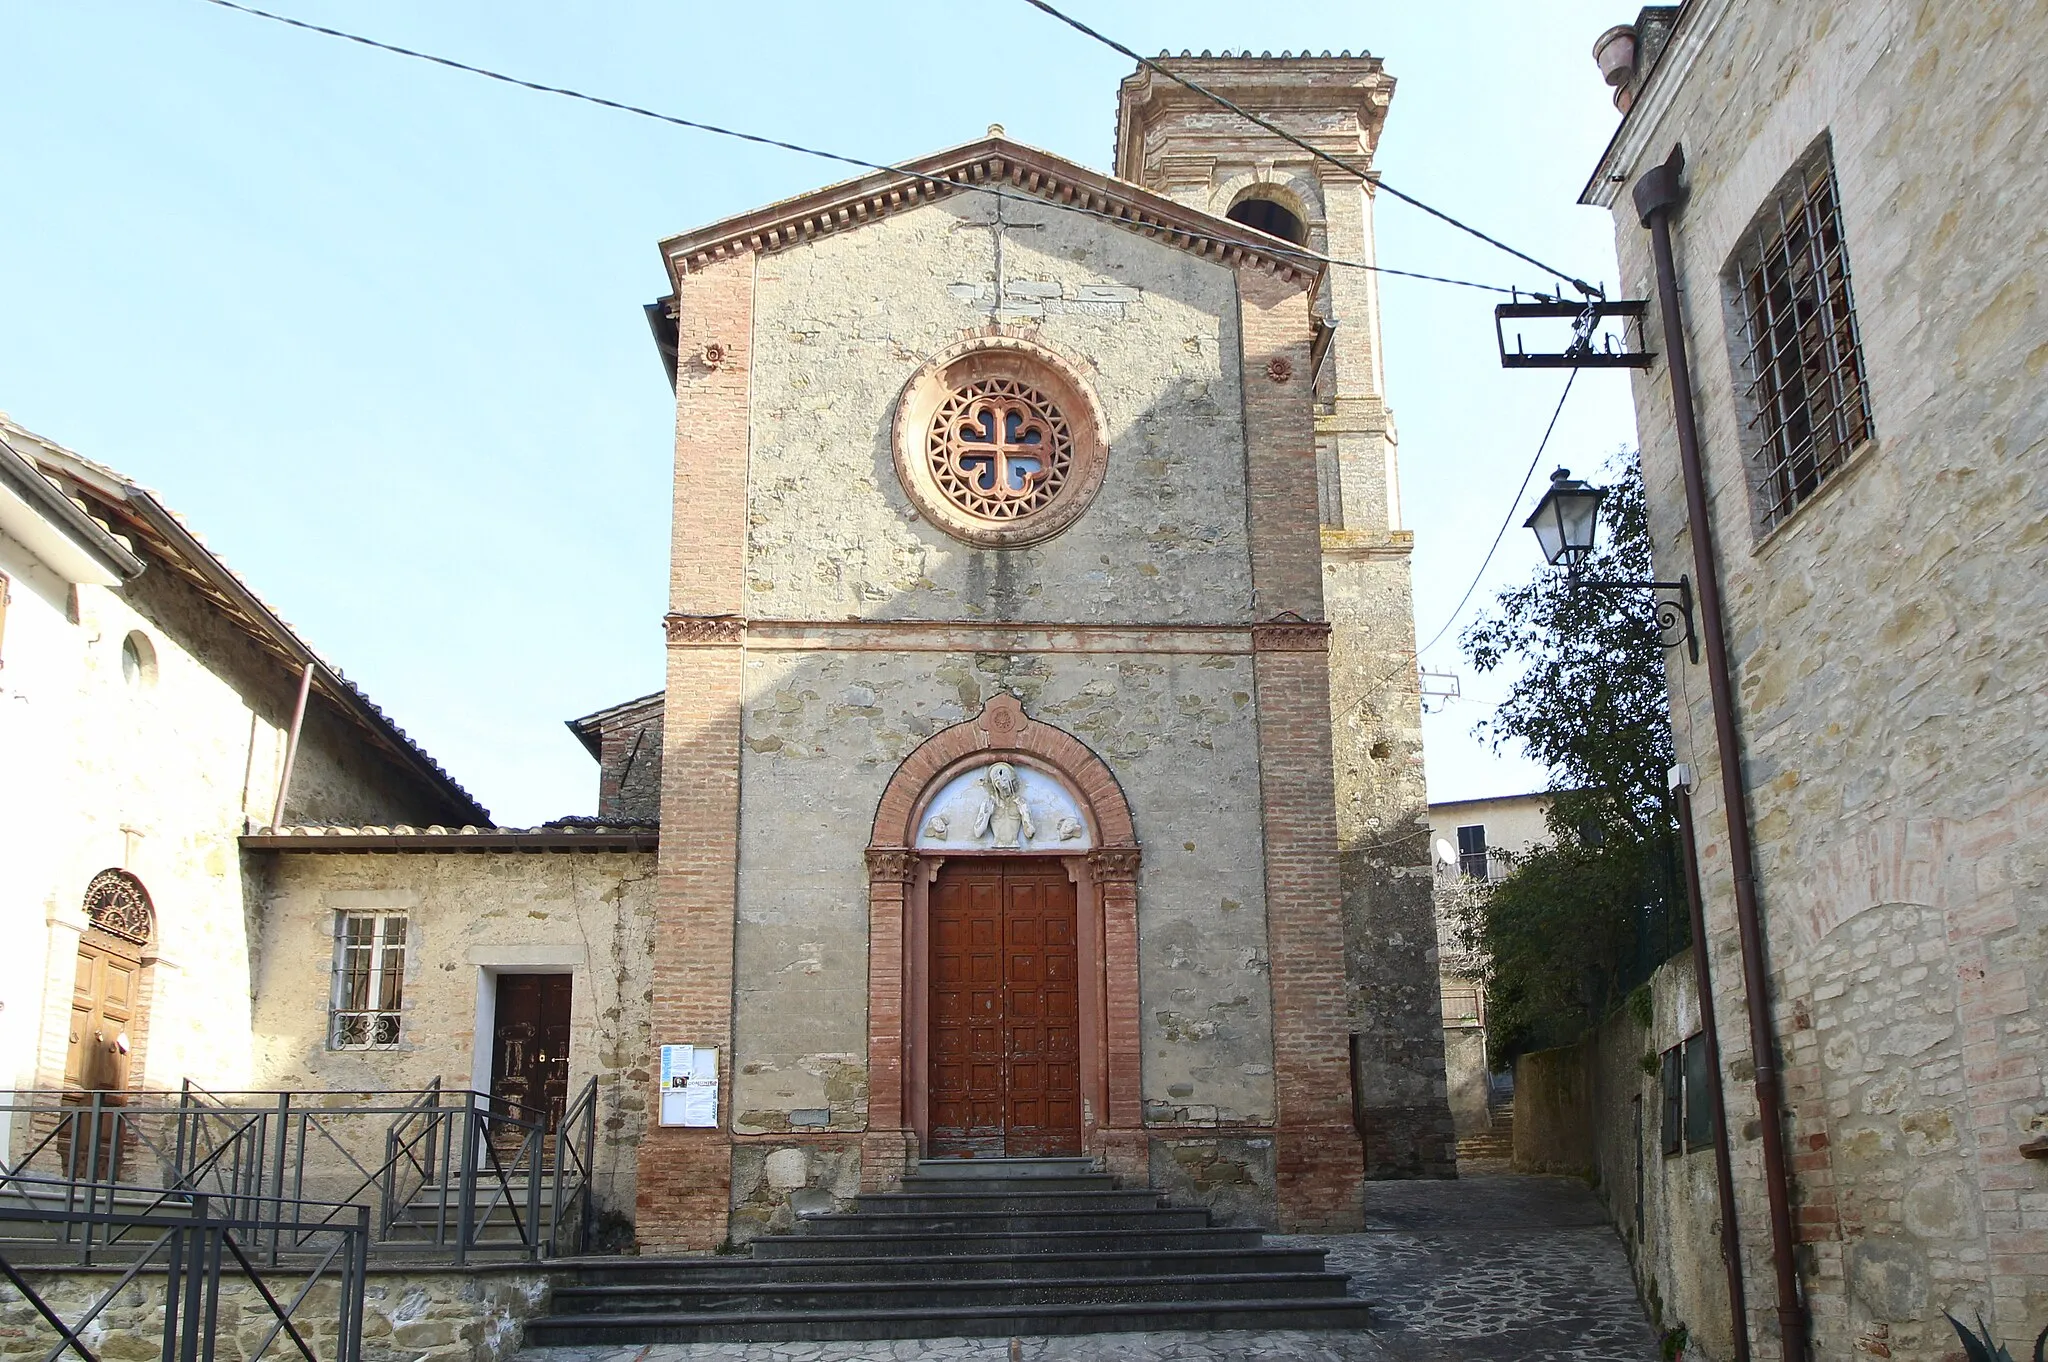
[1225,190,1309,246]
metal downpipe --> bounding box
[1633,144,1807,1362]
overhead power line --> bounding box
[1414,369,1578,659]
[1325,368,1578,729]
[192,0,1519,294]
[1016,0,1604,299]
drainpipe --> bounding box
[1673,770,1750,1361]
[1633,145,1807,1362]
[269,661,315,830]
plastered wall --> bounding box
[743,195,1251,626]
[729,649,1276,1133]
[0,533,458,1124]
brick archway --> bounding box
[863,693,1143,1185]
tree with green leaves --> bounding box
[1458,450,1684,1064]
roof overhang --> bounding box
[243,827,656,854]
[565,690,664,760]
[1581,1,1722,210]
[657,136,1324,291]
[0,434,144,585]
[3,418,489,825]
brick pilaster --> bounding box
[638,253,754,1252]
[1238,264,1365,1231]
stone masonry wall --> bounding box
[249,850,657,1223]
[730,649,1276,1135]
[0,1267,552,1362]
[1596,1,2048,1356]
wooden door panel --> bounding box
[929,859,1081,1157]
[491,973,573,1135]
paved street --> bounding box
[520,1172,1658,1362]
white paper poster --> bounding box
[658,1044,720,1128]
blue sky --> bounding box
[2,0,1643,824]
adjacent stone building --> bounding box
[1579,3,2048,1358]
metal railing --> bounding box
[0,1182,368,1361]
[0,1081,600,1264]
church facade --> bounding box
[623,53,1454,1249]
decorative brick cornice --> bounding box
[1252,612,1333,652]
[664,613,745,646]
[659,137,1318,290]
[865,848,919,884]
[1087,848,1143,882]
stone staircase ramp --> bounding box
[522,1155,1373,1344]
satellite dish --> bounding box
[1435,839,1457,867]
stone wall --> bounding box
[0,1266,552,1362]
[1588,0,2048,1355]
[1512,1044,1594,1177]
[249,850,657,1221]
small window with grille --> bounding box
[330,912,407,1049]
[1727,136,1875,533]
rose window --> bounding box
[928,380,1074,523]
[893,337,1109,548]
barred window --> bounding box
[1728,139,1874,532]
[331,912,406,1049]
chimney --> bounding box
[1593,23,1638,111]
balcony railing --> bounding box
[0,1080,601,1264]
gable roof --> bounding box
[0,429,145,585]
[657,135,1323,289]
[1,415,490,826]
[565,690,663,760]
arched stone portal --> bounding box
[862,693,1142,1187]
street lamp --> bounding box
[1525,467,1699,664]
[1523,468,1607,572]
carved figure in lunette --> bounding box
[973,762,1036,848]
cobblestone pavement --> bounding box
[519,1173,1656,1362]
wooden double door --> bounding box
[929,858,1081,1156]
[490,974,572,1134]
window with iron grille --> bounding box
[330,912,406,1049]
[1728,138,1874,532]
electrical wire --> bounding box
[1414,369,1578,660]
[192,0,1521,295]
[1327,368,1578,726]
[1016,0,1604,299]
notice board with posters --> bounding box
[658,1044,719,1127]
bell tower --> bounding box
[1117,52,1457,1178]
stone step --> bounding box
[521,1297,1375,1346]
[555,1246,1334,1287]
[855,1189,1157,1215]
[750,1225,1264,1258]
[894,1175,1118,1194]
[907,1157,1100,1180]
[793,1206,1209,1237]
[548,1270,1351,1316]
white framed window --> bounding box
[330,912,407,1049]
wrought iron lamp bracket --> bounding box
[1571,572,1699,664]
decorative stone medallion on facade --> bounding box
[892,334,1109,547]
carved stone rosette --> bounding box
[663,613,745,646]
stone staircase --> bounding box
[523,1156,1373,1344]
[1456,1101,1516,1164]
